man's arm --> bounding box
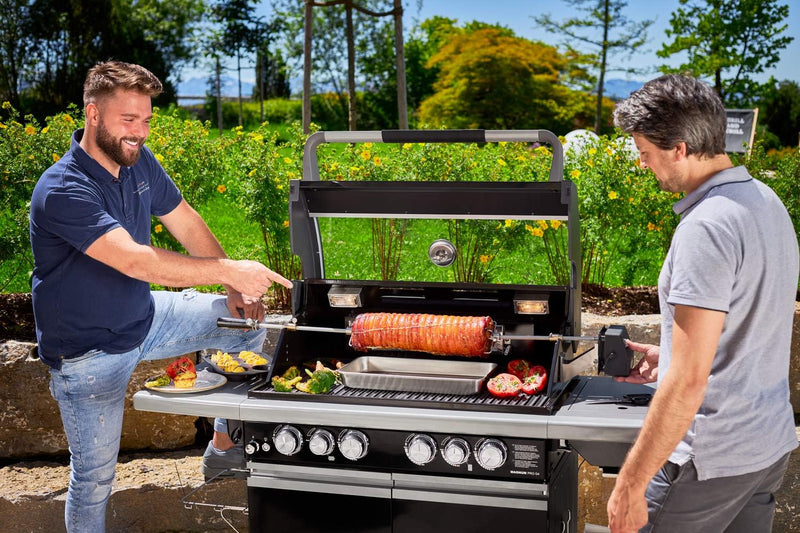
[84,199,291,301]
[607,304,725,533]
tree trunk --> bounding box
[237,49,243,127]
[594,0,610,133]
[346,1,357,131]
[393,0,408,129]
[216,57,223,135]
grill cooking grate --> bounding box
[248,382,554,415]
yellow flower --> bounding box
[606,147,614,156]
[248,169,256,177]
[41,126,49,134]
[52,153,60,163]
[526,225,544,238]
[647,223,656,231]
[537,220,548,230]
[283,157,293,164]
[480,255,492,264]
[155,153,164,163]
[570,169,580,179]
[402,143,413,150]
[0,123,6,129]
[363,142,373,149]
[154,224,163,234]
[586,159,594,168]
[282,220,290,228]
[25,125,36,135]
[497,159,507,167]
[63,114,74,124]
[608,191,619,200]
[373,156,382,166]
[217,184,227,193]
[550,220,562,230]
[504,219,514,227]
[1,101,10,109]
[361,151,371,161]
[588,148,597,155]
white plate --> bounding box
[145,369,227,393]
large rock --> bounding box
[0,341,197,458]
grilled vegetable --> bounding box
[349,313,494,357]
[166,356,195,379]
[296,368,338,394]
[272,375,302,392]
[507,359,531,380]
[281,366,301,380]
[486,373,522,398]
[145,374,171,388]
[520,365,548,395]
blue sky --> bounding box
[181,0,800,87]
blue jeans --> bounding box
[48,289,266,533]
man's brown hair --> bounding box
[83,61,163,107]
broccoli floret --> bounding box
[272,375,302,392]
[281,366,301,380]
[300,368,338,394]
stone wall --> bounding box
[1,307,798,532]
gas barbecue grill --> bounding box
[134,129,654,533]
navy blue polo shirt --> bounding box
[30,129,182,369]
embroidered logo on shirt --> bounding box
[134,181,150,196]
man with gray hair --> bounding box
[607,74,798,532]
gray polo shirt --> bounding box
[657,165,798,480]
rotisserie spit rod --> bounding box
[217,317,598,344]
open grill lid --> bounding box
[252,130,584,413]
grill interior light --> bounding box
[328,286,363,308]
[513,296,549,315]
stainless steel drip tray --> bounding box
[338,356,497,395]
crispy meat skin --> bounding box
[349,313,494,357]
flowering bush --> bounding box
[2,100,798,294]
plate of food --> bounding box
[202,350,271,381]
[145,356,228,393]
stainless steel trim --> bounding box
[247,462,392,499]
[392,472,547,497]
[248,476,391,499]
[392,489,547,511]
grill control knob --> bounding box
[441,437,470,467]
[273,425,303,456]
[405,434,437,466]
[338,430,369,461]
[474,438,507,470]
[244,439,259,457]
[308,429,336,456]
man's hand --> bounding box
[607,478,649,533]
[226,260,293,300]
[226,290,265,321]
[616,340,659,384]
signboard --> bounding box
[725,109,758,154]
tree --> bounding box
[534,0,653,133]
[756,79,800,148]
[210,0,262,127]
[657,0,793,106]
[417,27,599,133]
[18,0,204,118]
[0,0,36,108]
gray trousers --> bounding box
[642,452,791,533]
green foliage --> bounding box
[2,103,798,295]
[0,102,79,290]
[417,28,601,133]
[657,0,793,106]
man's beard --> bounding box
[96,119,144,168]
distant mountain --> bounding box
[602,79,644,100]
[176,75,255,103]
